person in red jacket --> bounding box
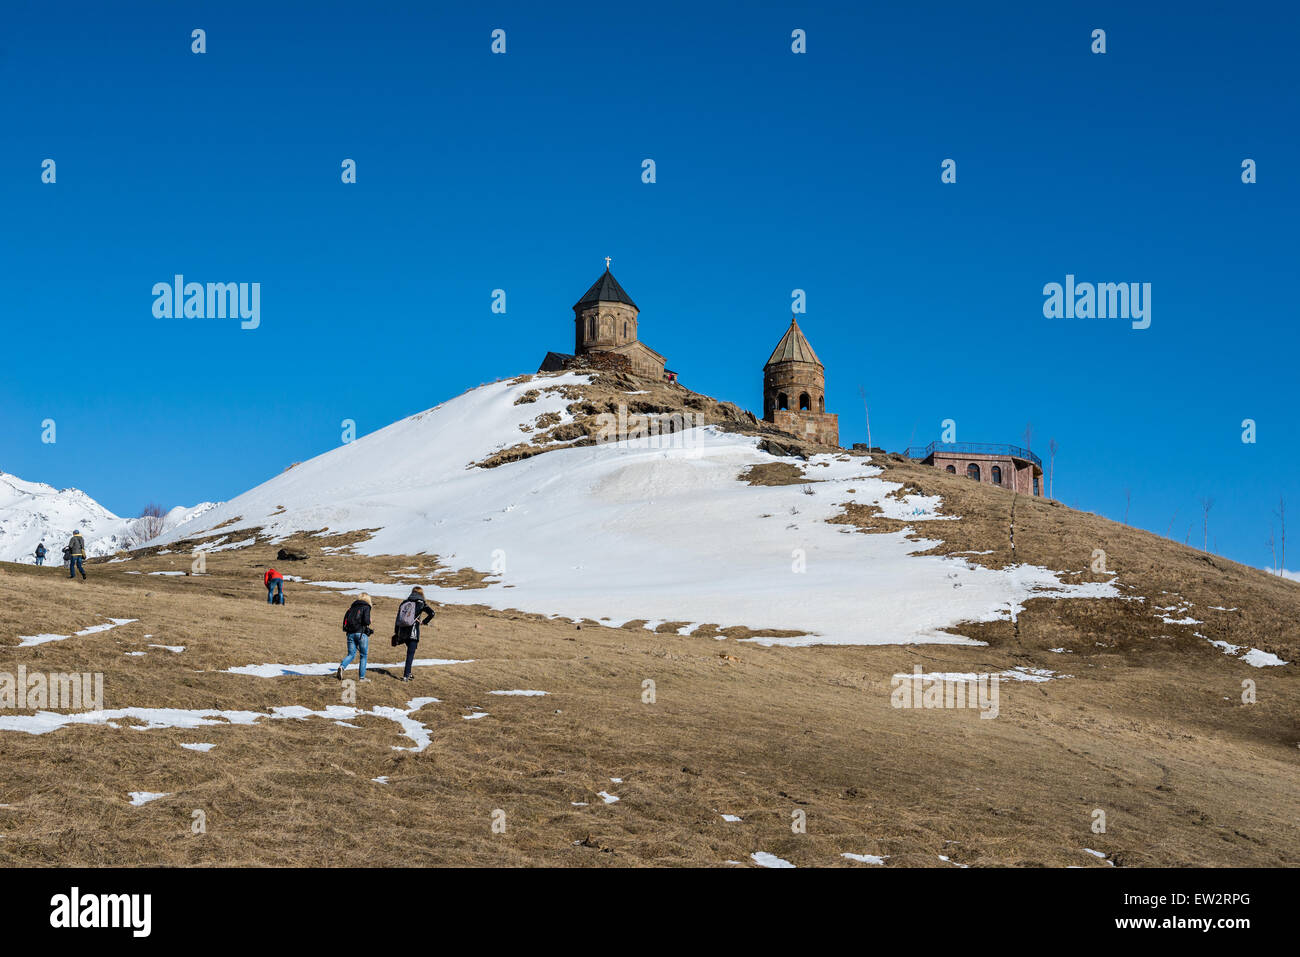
[263,567,285,605]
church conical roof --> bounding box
[575,268,637,310]
[764,317,822,367]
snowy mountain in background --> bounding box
[0,471,219,563]
[150,372,1119,646]
[160,501,224,537]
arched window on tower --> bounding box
[777,392,789,411]
[945,465,956,474]
[991,466,1002,486]
[818,396,825,412]
[623,321,628,339]
[966,463,981,481]
[799,393,811,411]
[587,317,595,339]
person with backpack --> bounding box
[264,567,285,604]
[392,586,435,682]
[337,594,374,681]
[35,543,46,566]
[67,531,87,580]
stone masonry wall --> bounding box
[772,409,839,447]
[930,452,1041,496]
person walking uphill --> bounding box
[67,531,87,580]
[35,543,46,566]
[337,594,374,681]
[264,567,285,604]
[393,587,435,682]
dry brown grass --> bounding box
[2,487,1297,868]
[1,377,1296,868]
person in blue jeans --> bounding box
[264,567,284,604]
[67,531,87,580]
[337,594,373,681]
[35,543,46,566]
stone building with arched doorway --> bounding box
[905,442,1045,497]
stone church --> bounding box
[538,262,672,381]
[540,263,839,447]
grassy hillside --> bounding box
[1,371,1296,867]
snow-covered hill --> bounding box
[151,373,1119,646]
[0,471,218,563]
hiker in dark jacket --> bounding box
[67,531,87,580]
[35,543,46,566]
[337,593,374,681]
[393,587,435,682]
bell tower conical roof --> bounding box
[764,316,822,366]
[574,266,638,310]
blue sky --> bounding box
[1,0,1295,568]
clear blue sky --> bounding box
[1,0,1295,568]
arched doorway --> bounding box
[991,466,1002,486]
[966,463,981,481]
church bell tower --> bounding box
[762,316,839,447]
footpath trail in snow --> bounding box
[148,374,1121,648]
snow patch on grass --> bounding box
[1241,648,1288,668]
[1,697,441,752]
[1204,636,1287,667]
[128,791,169,806]
[18,617,137,647]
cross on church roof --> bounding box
[605,256,612,270]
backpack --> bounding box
[343,601,368,633]
[395,599,418,628]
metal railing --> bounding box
[903,441,1042,469]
